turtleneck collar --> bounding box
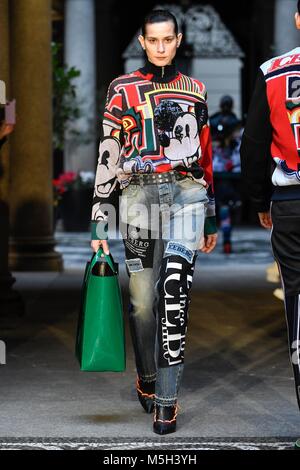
[138,58,179,83]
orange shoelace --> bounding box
[136,377,155,399]
[153,404,179,424]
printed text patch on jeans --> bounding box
[157,254,195,367]
[122,225,155,268]
[164,241,194,264]
[125,258,144,273]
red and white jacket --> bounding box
[241,47,300,211]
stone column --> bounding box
[0,0,10,204]
[0,0,24,314]
[64,0,96,172]
[274,0,300,55]
[9,0,63,271]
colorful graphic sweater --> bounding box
[241,47,300,212]
[91,59,216,238]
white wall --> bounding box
[190,58,243,118]
[275,0,300,56]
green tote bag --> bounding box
[75,247,126,372]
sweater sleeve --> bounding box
[200,123,217,235]
[91,79,123,240]
[240,69,273,212]
[194,87,217,236]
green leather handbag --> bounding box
[75,247,126,372]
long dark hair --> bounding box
[141,9,179,36]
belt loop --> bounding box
[139,174,144,187]
[171,172,176,183]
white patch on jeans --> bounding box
[164,241,194,264]
[125,258,144,273]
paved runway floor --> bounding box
[0,228,299,449]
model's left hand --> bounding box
[258,211,272,229]
[200,233,218,253]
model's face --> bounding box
[138,21,182,67]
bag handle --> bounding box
[90,246,118,274]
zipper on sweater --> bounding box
[162,66,164,78]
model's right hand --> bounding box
[90,239,110,255]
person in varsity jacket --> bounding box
[90,10,217,435]
[240,2,300,450]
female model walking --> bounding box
[91,9,217,435]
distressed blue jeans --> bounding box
[119,172,208,406]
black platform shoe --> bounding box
[153,403,178,435]
[136,376,155,414]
